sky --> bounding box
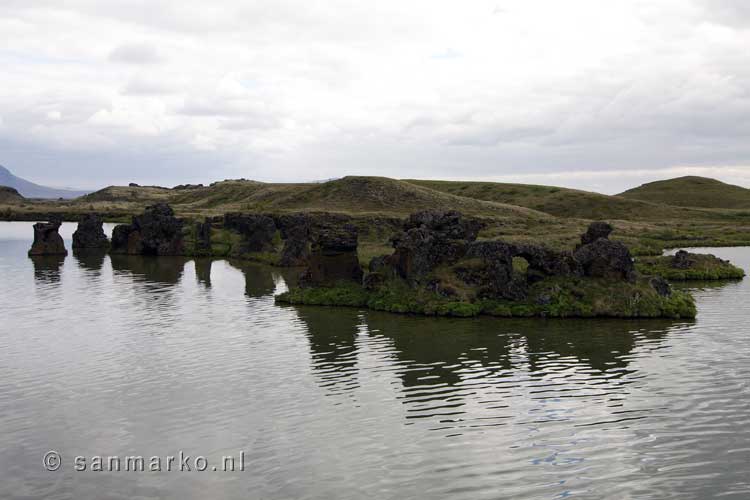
[1,0,750,194]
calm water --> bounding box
[1,222,749,499]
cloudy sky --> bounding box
[1,0,750,193]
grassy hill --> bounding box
[404,179,720,221]
[0,186,24,203]
[4,174,750,254]
[82,176,548,220]
[619,176,750,209]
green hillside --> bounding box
[0,186,24,203]
[82,176,548,220]
[404,179,705,221]
[5,175,750,254]
[619,176,750,209]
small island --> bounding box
[277,211,697,319]
[636,251,746,281]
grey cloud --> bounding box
[109,43,163,64]
[218,116,281,131]
[442,126,555,147]
[701,0,750,28]
[121,78,177,96]
[3,0,750,193]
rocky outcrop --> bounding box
[194,219,212,255]
[459,241,522,299]
[388,210,484,283]
[649,276,672,297]
[513,244,581,281]
[224,213,277,254]
[573,222,635,282]
[301,221,363,286]
[110,203,184,255]
[671,250,695,269]
[28,218,67,256]
[72,214,109,251]
[275,213,311,266]
[580,221,613,246]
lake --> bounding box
[1,222,748,499]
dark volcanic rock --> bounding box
[72,214,109,250]
[301,222,363,286]
[671,250,695,269]
[513,244,581,280]
[110,224,138,254]
[363,271,385,291]
[573,222,635,282]
[460,241,524,299]
[224,213,277,253]
[275,213,311,266]
[194,218,212,254]
[28,218,67,256]
[389,210,483,283]
[580,221,613,246]
[649,276,672,297]
[110,203,184,255]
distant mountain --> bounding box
[619,176,750,210]
[0,164,89,199]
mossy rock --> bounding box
[636,254,745,280]
[276,275,697,319]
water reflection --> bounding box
[194,258,212,288]
[295,307,363,395]
[109,254,188,284]
[226,260,277,298]
[291,305,689,424]
[4,221,750,500]
[29,255,65,283]
[73,250,107,273]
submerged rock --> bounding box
[110,203,184,255]
[573,222,635,282]
[72,214,109,251]
[28,218,67,256]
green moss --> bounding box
[636,254,745,280]
[276,274,697,319]
[277,282,369,307]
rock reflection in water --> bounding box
[109,254,188,285]
[194,258,212,289]
[29,254,66,283]
[73,250,107,273]
[226,259,300,299]
[291,305,687,424]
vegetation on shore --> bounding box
[636,253,746,280]
[276,277,697,319]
